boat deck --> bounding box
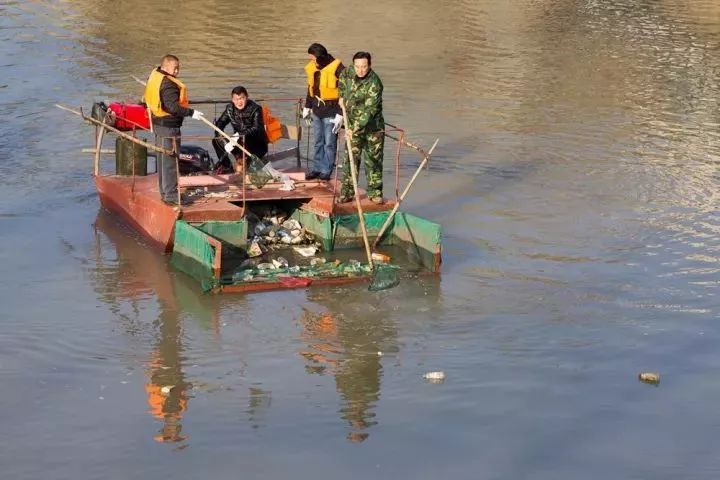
[178,164,395,216]
[96,163,395,251]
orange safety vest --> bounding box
[144,69,189,118]
[262,105,283,143]
[304,59,341,101]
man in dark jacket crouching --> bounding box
[212,86,268,173]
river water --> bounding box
[2,1,720,478]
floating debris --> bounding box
[423,371,445,383]
[638,372,660,385]
[160,385,175,394]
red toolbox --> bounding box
[108,102,150,130]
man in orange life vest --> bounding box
[303,43,345,181]
[144,54,205,204]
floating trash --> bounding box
[638,372,660,385]
[423,371,445,383]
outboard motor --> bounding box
[178,145,213,175]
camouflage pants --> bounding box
[340,130,384,199]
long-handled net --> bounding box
[246,155,273,188]
[368,263,400,291]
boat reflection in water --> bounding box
[92,209,441,444]
[298,289,401,443]
[91,210,223,445]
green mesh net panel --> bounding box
[368,264,400,291]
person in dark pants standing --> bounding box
[338,51,385,204]
[144,54,204,204]
[211,85,268,173]
[303,43,345,180]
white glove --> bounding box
[331,114,344,134]
[224,141,235,153]
[302,107,310,119]
[191,110,204,120]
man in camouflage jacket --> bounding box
[338,51,385,203]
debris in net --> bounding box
[638,372,660,385]
[160,385,175,394]
[230,259,372,283]
[423,371,445,383]
[272,257,289,269]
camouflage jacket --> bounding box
[339,66,384,132]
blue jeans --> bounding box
[311,113,338,176]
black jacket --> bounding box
[153,69,194,128]
[304,54,345,119]
[215,99,268,158]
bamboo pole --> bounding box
[173,137,181,208]
[340,100,373,270]
[383,121,432,158]
[55,104,172,156]
[195,115,251,207]
[93,123,105,176]
[130,75,299,107]
[372,139,439,249]
[296,99,302,169]
[196,115,256,160]
[81,148,115,154]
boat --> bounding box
[58,98,442,293]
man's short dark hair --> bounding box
[161,54,179,64]
[352,51,372,65]
[231,86,248,97]
[308,43,328,58]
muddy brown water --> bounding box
[2,1,720,478]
